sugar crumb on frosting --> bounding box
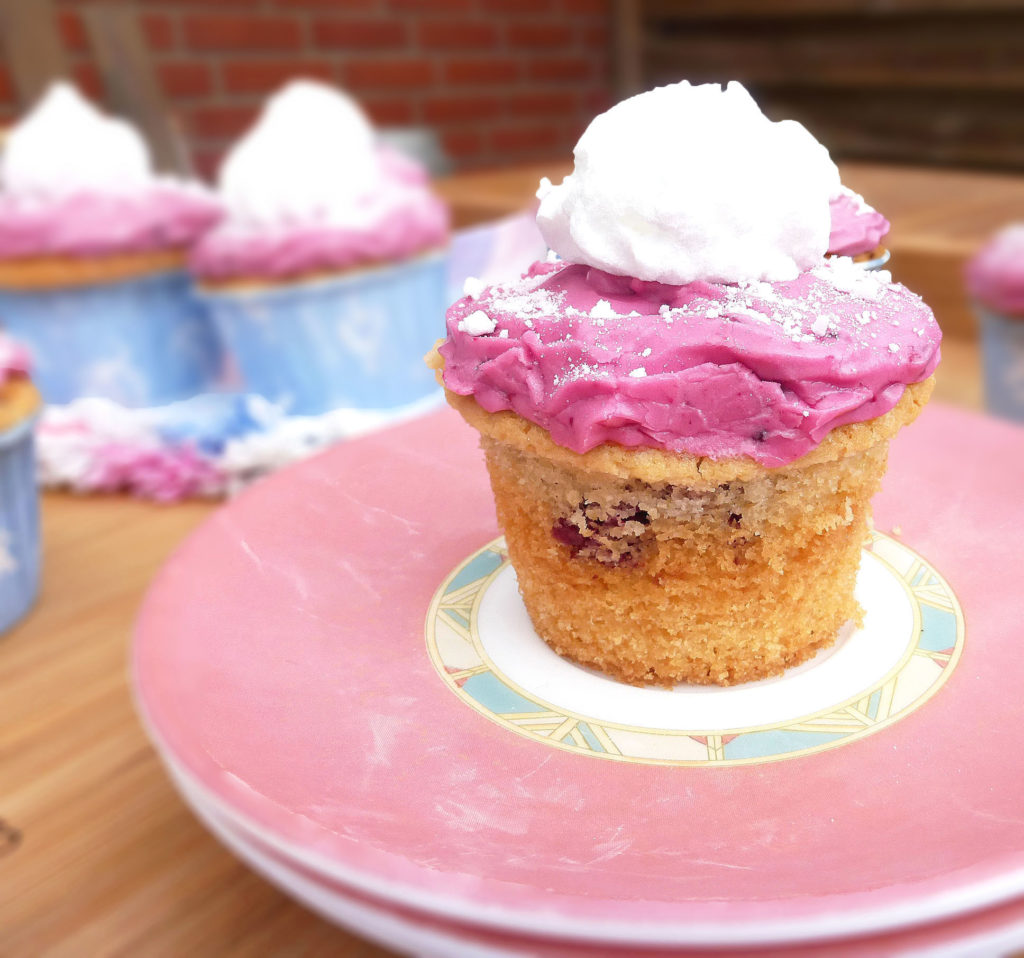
[463,276,486,300]
[458,309,496,335]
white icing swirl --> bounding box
[536,81,840,286]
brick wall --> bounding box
[1,0,611,180]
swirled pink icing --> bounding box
[440,259,940,467]
[966,224,1024,317]
[189,148,449,281]
[828,189,890,257]
[0,184,223,260]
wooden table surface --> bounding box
[0,160,1009,957]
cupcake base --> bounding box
[0,255,222,407]
[438,366,933,686]
[200,251,449,415]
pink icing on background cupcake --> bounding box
[0,82,222,260]
[189,81,449,282]
[828,187,890,257]
[966,224,1024,317]
[0,335,31,384]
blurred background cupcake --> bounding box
[0,82,223,407]
[966,224,1024,421]
[828,185,890,270]
[0,334,41,634]
[190,80,451,416]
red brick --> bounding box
[137,0,251,4]
[423,95,500,124]
[158,62,214,98]
[0,66,13,104]
[191,149,224,184]
[583,88,613,114]
[362,97,416,125]
[444,58,520,86]
[344,58,434,89]
[561,0,609,14]
[141,14,176,51]
[274,0,378,6]
[187,105,257,140]
[389,0,473,11]
[507,24,573,49]
[504,91,579,117]
[418,21,498,49]
[481,0,551,12]
[73,63,103,99]
[183,15,302,52]
[222,60,335,94]
[490,124,562,153]
[59,11,88,52]
[581,22,609,48]
[313,18,407,49]
[528,56,592,82]
[442,128,484,159]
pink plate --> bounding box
[172,753,1024,958]
[134,402,1024,948]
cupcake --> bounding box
[0,335,41,633]
[966,224,1024,421]
[828,186,890,269]
[0,83,223,406]
[429,81,941,687]
[190,80,450,415]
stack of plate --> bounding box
[133,403,1024,958]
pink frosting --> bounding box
[0,184,222,260]
[440,261,941,467]
[0,335,31,385]
[828,191,890,257]
[966,225,1024,317]
[189,148,449,281]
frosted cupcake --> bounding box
[190,81,450,415]
[0,335,42,633]
[430,82,941,687]
[828,186,890,269]
[0,83,223,406]
[966,224,1024,420]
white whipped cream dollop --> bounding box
[1,82,153,196]
[536,81,841,285]
[218,79,382,229]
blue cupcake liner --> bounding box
[0,414,39,634]
[0,269,223,407]
[199,252,448,416]
[976,306,1024,422]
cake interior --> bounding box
[482,434,890,686]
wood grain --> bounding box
[624,2,1024,169]
[0,163,998,957]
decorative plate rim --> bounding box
[425,530,965,767]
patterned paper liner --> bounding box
[0,415,39,633]
[199,252,448,416]
[0,269,221,407]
